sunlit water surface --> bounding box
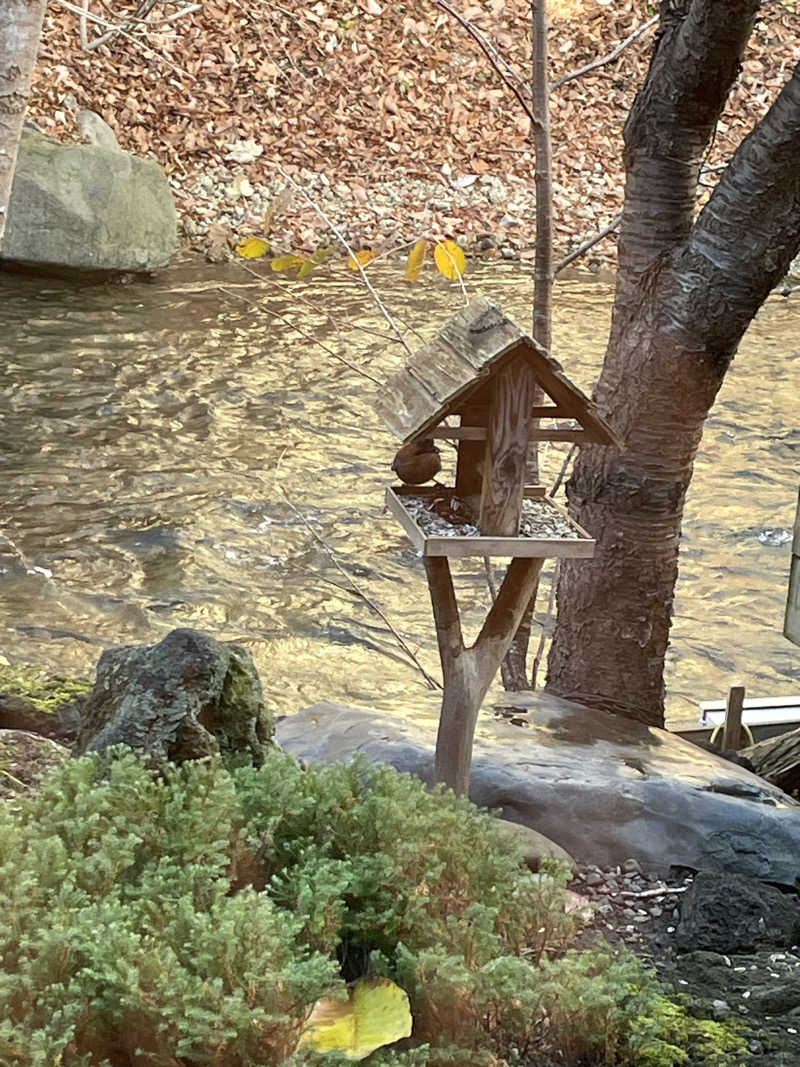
[0,263,797,732]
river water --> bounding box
[0,262,797,731]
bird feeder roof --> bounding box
[375,294,620,447]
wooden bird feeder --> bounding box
[378,294,620,554]
[378,295,621,796]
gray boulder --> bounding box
[2,127,176,274]
[276,696,800,885]
[76,628,272,764]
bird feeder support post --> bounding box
[425,555,545,794]
[479,354,536,536]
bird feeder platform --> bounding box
[386,485,595,559]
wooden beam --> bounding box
[479,355,536,536]
[530,405,567,417]
[431,427,588,443]
[435,425,487,441]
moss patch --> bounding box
[0,660,91,713]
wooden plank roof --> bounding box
[375,294,621,447]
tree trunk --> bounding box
[501,0,553,690]
[0,0,47,250]
[547,2,800,725]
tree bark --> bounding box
[0,0,47,251]
[547,3,800,725]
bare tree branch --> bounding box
[433,0,537,128]
[52,0,196,79]
[279,486,442,690]
[274,165,415,357]
[552,15,658,90]
[555,212,622,273]
[217,284,385,386]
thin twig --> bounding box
[620,886,689,899]
[483,557,498,604]
[434,239,469,304]
[0,768,28,790]
[530,560,556,690]
[433,0,537,128]
[237,263,400,344]
[552,15,658,89]
[530,445,578,687]
[52,0,197,79]
[79,0,90,49]
[555,213,622,274]
[119,3,202,26]
[216,285,384,386]
[278,486,442,690]
[274,165,414,356]
[550,444,577,498]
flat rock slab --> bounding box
[276,696,800,885]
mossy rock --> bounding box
[76,628,272,765]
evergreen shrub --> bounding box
[0,748,747,1066]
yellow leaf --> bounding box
[298,977,412,1061]
[433,239,467,281]
[235,236,270,260]
[347,249,379,270]
[405,238,427,282]
[270,254,306,273]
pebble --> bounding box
[711,998,731,1019]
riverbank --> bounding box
[27,1,799,266]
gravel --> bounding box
[570,862,800,1066]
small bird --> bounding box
[391,437,442,485]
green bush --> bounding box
[0,748,746,1066]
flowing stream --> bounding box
[0,262,797,732]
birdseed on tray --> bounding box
[402,494,582,539]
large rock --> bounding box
[276,696,800,885]
[2,128,176,274]
[76,628,272,764]
[677,872,800,953]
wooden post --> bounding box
[722,684,746,751]
[425,554,544,794]
[479,353,536,536]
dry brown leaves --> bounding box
[28,0,800,250]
